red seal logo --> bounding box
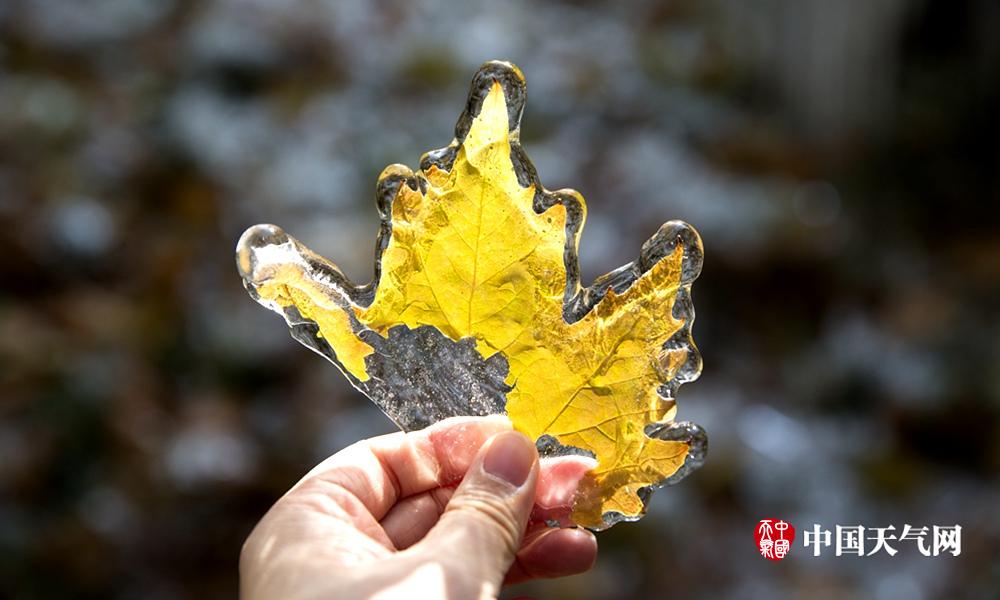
[755,519,795,561]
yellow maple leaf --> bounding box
[236,61,704,528]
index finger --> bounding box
[290,415,513,522]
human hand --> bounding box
[240,416,598,599]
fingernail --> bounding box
[482,431,535,488]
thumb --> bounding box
[415,430,539,596]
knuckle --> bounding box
[446,488,522,557]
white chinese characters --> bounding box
[757,519,794,560]
[803,524,961,557]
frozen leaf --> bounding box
[236,61,705,529]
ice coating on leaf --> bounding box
[236,60,706,529]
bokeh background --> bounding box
[2,1,998,598]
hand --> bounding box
[240,416,598,599]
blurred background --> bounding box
[1,0,998,598]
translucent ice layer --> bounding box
[236,60,706,529]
